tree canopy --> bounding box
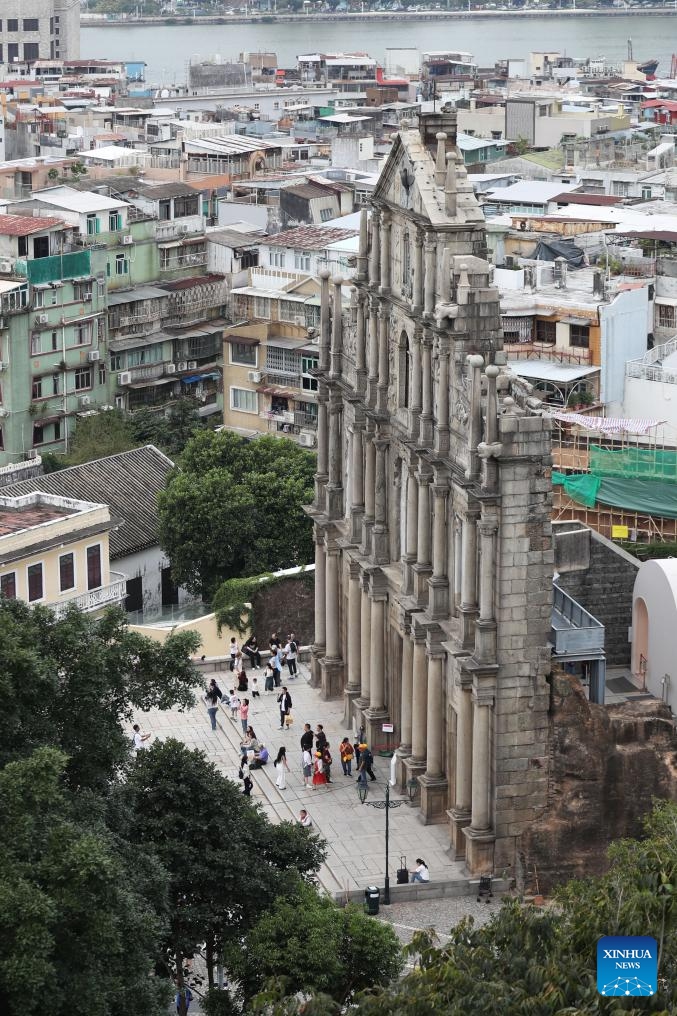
[158,430,316,597]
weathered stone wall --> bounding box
[520,673,677,892]
[251,574,315,648]
[554,523,639,667]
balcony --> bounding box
[52,571,127,618]
[550,583,604,656]
[15,250,92,285]
[160,253,207,273]
[156,217,205,241]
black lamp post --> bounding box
[366,782,404,905]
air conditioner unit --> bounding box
[177,361,188,372]
[36,313,49,325]
[298,432,316,448]
[0,260,13,274]
[87,350,100,362]
[118,371,132,385]
[180,224,190,234]
[165,363,177,374]
[187,360,197,370]
[122,235,134,246]
[247,370,262,383]
[27,449,39,459]
[79,395,92,407]
[83,293,93,302]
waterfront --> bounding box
[82,12,677,87]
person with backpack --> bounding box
[283,636,298,677]
[357,743,376,782]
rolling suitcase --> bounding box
[396,855,409,885]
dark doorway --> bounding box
[33,235,50,259]
[161,566,179,606]
[125,575,143,613]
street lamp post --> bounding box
[366,782,404,905]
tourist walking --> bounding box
[229,637,241,672]
[204,684,221,731]
[322,744,333,783]
[302,747,313,787]
[357,744,377,782]
[242,634,262,669]
[315,724,328,753]
[339,737,354,776]
[274,746,290,790]
[132,724,151,755]
[264,663,275,695]
[283,635,298,677]
[312,750,327,787]
[239,697,250,736]
[271,645,284,687]
[277,687,292,729]
[410,858,430,884]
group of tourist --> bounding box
[229,631,300,686]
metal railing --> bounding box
[53,571,127,618]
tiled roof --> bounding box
[265,225,358,249]
[0,214,64,236]
[1,445,174,559]
[0,502,76,536]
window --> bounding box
[52,374,61,396]
[8,43,19,64]
[279,299,301,323]
[74,367,92,391]
[110,353,123,372]
[24,43,39,61]
[230,341,257,367]
[108,212,122,232]
[71,322,92,347]
[319,207,333,222]
[115,255,129,276]
[174,195,199,218]
[32,378,43,400]
[32,330,58,356]
[86,545,102,590]
[294,251,311,271]
[641,186,652,201]
[0,572,16,599]
[27,563,43,602]
[535,319,556,345]
[32,423,44,445]
[269,250,285,268]
[159,199,171,221]
[33,235,49,259]
[231,387,258,414]
[612,180,629,197]
[23,19,39,31]
[59,553,75,592]
[658,304,676,329]
[73,281,92,301]
[18,236,28,258]
[86,214,100,235]
[98,364,106,386]
[302,353,318,392]
[254,297,269,319]
[501,315,533,344]
[127,345,162,367]
[569,323,590,349]
[7,19,19,32]
[267,346,300,376]
[305,304,320,329]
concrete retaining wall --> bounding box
[334,877,509,906]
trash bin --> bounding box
[364,885,380,915]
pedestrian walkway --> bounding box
[135,662,465,896]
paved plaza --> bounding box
[135,661,466,896]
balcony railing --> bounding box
[160,253,207,272]
[156,217,204,241]
[128,363,167,381]
[52,571,127,618]
[15,250,92,285]
[551,583,604,656]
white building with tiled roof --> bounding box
[259,224,359,280]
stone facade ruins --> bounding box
[308,109,554,874]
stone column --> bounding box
[450,676,473,857]
[399,630,413,755]
[326,395,343,520]
[420,645,448,823]
[435,346,450,455]
[330,275,343,379]
[463,687,496,875]
[420,331,433,446]
[405,627,428,804]
[413,231,424,314]
[459,509,479,648]
[319,269,331,372]
[380,212,392,293]
[367,297,379,408]
[357,206,368,281]
[413,469,432,605]
[362,425,375,557]
[314,388,329,510]
[402,463,418,596]
[453,516,463,613]
[349,422,364,544]
[475,518,498,664]
[369,209,380,289]
[372,434,389,564]
[356,573,371,717]
[368,594,385,712]
[428,480,449,619]
[466,354,484,482]
[409,327,422,441]
[321,543,343,700]
[423,236,436,319]
[355,293,367,394]
[377,302,389,414]
[310,529,326,689]
[344,558,362,724]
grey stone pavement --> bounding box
[134,660,466,896]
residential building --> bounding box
[2,445,190,616]
[0,0,79,68]
[259,225,359,280]
[504,95,630,149]
[297,53,378,92]
[279,181,353,228]
[308,111,553,877]
[0,490,124,617]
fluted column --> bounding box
[369,594,386,711]
[311,530,326,689]
[325,545,340,661]
[455,682,473,814]
[475,518,498,663]
[315,388,328,509]
[413,231,424,313]
[350,423,364,544]
[355,293,367,393]
[367,296,379,407]
[414,469,432,604]
[402,464,418,595]
[326,396,343,520]
[380,212,391,293]
[346,561,361,693]
[470,690,493,832]
[362,425,375,556]
[369,209,380,288]
[435,347,450,455]
[357,207,368,281]
[319,269,331,372]
[377,302,389,414]
[358,575,371,706]
[424,236,436,318]
[466,354,484,482]
[459,509,479,648]
[429,481,449,618]
[453,517,462,613]
[373,434,388,564]
[330,275,343,379]
[410,635,428,762]
[409,327,422,441]
[400,631,413,755]
[420,331,433,445]
[425,652,444,778]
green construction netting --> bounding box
[552,471,600,508]
[589,445,677,482]
[597,478,677,519]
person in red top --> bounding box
[312,751,327,787]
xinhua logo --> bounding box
[597,936,657,996]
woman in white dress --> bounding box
[274,745,290,790]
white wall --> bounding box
[623,375,677,433]
[632,559,677,713]
[118,544,195,615]
[600,286,649,411]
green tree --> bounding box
[65,408,139,465]
[0,600,199,792]
[233,883,402,1006]
[0,747,170,1016]
[158,431,316,597]
[129,398,204,456]
[121,739,326,1012]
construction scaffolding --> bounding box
[549,413,677,543]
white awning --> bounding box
[508,361,600,383]
[654,296,677,307]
